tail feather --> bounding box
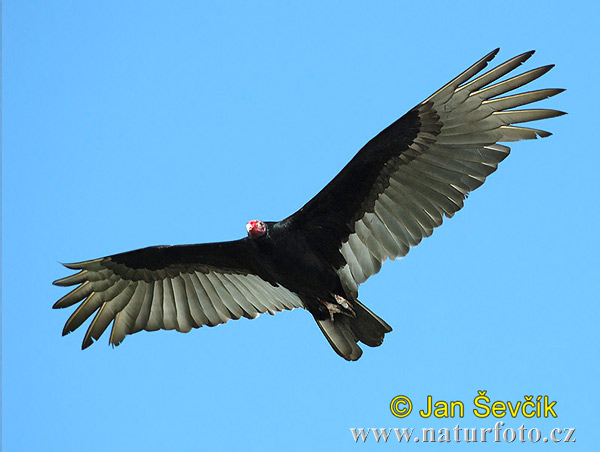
[316,316,363,361]
[349,300,393,346]
[315,300,392,361]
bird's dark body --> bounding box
[252,222,347,319]
[53,49,564,360]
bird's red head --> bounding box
[246,220,266,239]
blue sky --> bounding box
[2,1,598,451]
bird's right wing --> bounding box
[53,239,303,349]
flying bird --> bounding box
[53,49,564,360]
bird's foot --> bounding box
[334,294,355,313]
[322,296,356,321]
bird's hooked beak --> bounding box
[246,220,266,239]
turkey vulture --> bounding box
[53,49,564,360]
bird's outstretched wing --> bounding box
[285,49,564,297]
[53,240,303,348]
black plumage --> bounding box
[53,49,564,360]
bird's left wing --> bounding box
[285,49,564,296]
[53,240,303,349]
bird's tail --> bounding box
[315,300,392,361]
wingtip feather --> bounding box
[52,281,92,309]
[53,270,88,287]
[61,258,104,270]
[519,49,535,63]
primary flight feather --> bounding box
[53,49,564,360]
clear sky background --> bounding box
[3,1,599,451]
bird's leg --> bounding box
[322,295,356,321]
[321,301,343,321]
